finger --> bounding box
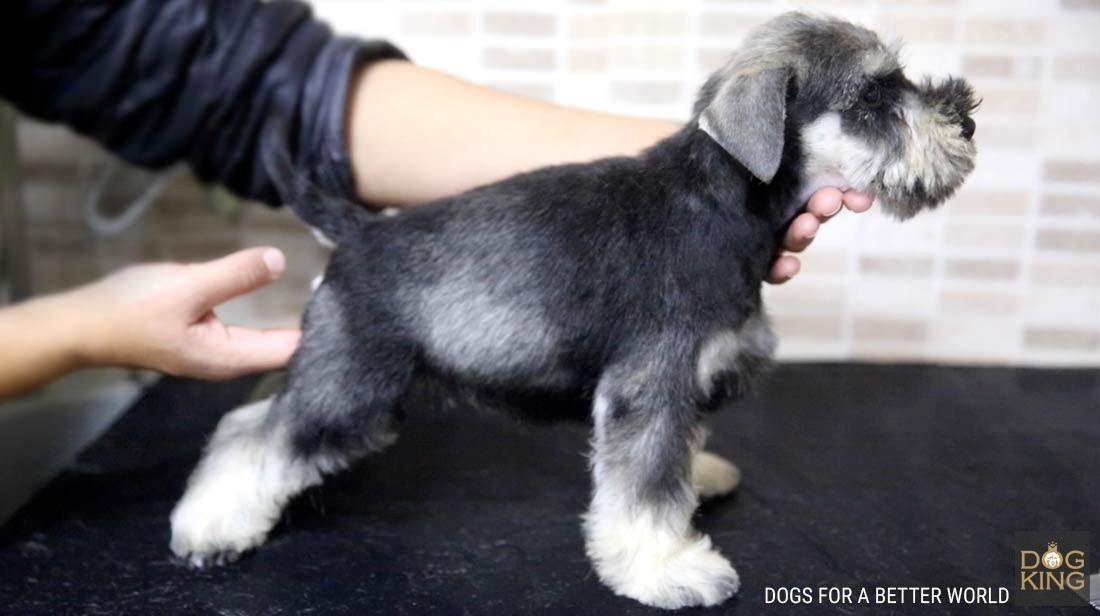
[783,213,820,253]
[766,255,801,284]
[215,326,302,378]
[842,189,876,213]
[187,247,286,313]
[806,187,845,220]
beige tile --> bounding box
[939,289,1019,315]
[162,234,243,262]
[606,46,687,71]
[29,254,103,294]
[1024,326,1100,351]
[859,255,936,278]
[1060,0,1100,9]
[1048,14,1100,52]
[962,54,1043,79]
[609,80,683,104]
[765,283,847,313]
[929,317,1023,362]
[943,222,1027,249]
[775,340,851,361]
[965,19,1046,45]
[797,251,851,278]
[483,11,557,36]
[483,47,556,71]
[1035,229,1100,253]
[974,86,1041,115]
[22,183,84,224]
[881,0,956,5]
[1023,290,1100,324]
[849,342,928,362]
[567,49,606,72]
[1043,160,1100,183]
[570,11,689,38]
[850,280,937,316]
[1040,193,1100,219]
[772,314,846,340]
[1029,260,1100,286]
[853,317,929,342]
[972,121,1037,149]
[400,11,474,36]
[1053,55,1100,81]
[878,14,957,42]
[698,12,770,37]
[947,189,1032,217]
[698,48,734,72]
[944,258,1021,281]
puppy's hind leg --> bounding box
[692,451,741,499]
[585,355,740,609]
[690,428,741,500]
[171,284,416,567]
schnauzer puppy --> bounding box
[170,12,977,609]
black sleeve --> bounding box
[0,0,406,205]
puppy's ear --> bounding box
[699,67,791,183]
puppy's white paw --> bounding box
[594,533,740,609]
[169,399,309,568]
[692,451,741,499]
[169,463,280,568]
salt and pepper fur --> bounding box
[171,13,976,609]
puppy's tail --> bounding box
[260,123,376,245]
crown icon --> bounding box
[1047,541,1058,551]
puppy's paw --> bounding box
[596,534,740,609]
[169,486,274,569]
[692,451,741,499]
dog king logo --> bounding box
[1014,532,1090,606]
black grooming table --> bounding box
[1,364,1097,615]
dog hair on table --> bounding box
[170,12,977,609]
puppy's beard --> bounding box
[798,106,975,220]
[800,112,888,197]
[879,91,976,219]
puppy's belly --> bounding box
[417,283,570,387]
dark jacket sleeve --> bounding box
[0,0,406,205]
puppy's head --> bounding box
[695,12,978,219]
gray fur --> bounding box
[700,67,791,182]
[171,12,977,609]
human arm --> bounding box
[0,0,400,204]
[0,248,300,402]
[2,0,870,285]
[344,60,876,282]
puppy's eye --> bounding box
[862,83,883,108]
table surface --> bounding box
[1,363,1097,615]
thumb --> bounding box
[188,247,287,314]
[214,326,303,378]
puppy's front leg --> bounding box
[585,364,739,609]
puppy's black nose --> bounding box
[960,116,976,140]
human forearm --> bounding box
[0,248,301,402]
[347,60,679,206]
[0,293,88,401]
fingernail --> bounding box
[262,248,286,277]
[826,202,843,217]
